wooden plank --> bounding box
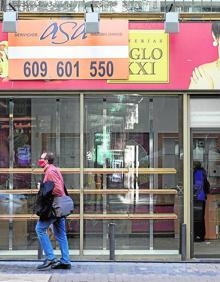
[83,213,178,220]
[0,189,80,194]
[83,189,177,195]
[0,213,177,220]
[0,189,39,194]
[0,167,176,174]
[83,168,177,174]
[0,189,177,195]
[0,168,80,174]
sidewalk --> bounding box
[1,261,220,282]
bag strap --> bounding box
[64,185,69,196]
[54,168,69,196]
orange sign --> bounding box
[8,20,129,80]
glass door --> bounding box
[191,129,220,257]
[0,94,183,259]
[83,94,183,256]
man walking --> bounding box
[36,152,71,270]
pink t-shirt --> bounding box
[43,164,65,196]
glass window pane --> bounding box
[190,99,220,128]
[84,94,183,254]
[192,129,220,256]
[0,97,80,254]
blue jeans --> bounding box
[35,217,70,264]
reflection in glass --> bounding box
[192,131,220,256]
[0,95,182,257]
[84,95,183,253]
[8,0,217,13]
[0,97,80,253]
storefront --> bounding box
[0,17,220,260]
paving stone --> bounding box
[0,262,220,281]
[0,274,51,282]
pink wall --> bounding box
[0,22,217,91]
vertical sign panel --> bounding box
[108,30,169,84]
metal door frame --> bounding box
[190,127,220,258]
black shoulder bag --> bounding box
[52,185,74,218]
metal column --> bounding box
[56,99,61,166]
[8,99,14,251]
[183,94,190,259]
[80,93,84,256]
[102,98,107,250]
[149,98,154,250]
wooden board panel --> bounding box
[0,167,177,174]
[0,213,177,220]
[0,189,177,195]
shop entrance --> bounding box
[191,129,220,257]
[0,95,183,259]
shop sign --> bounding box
[8,20,129,80]
[0,22,218,90]
[108,30,169,84]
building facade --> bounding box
[0,0,220,261]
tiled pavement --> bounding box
[1,261,220,281]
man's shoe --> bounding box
[37,259,57,270]
[51,261,71,270]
